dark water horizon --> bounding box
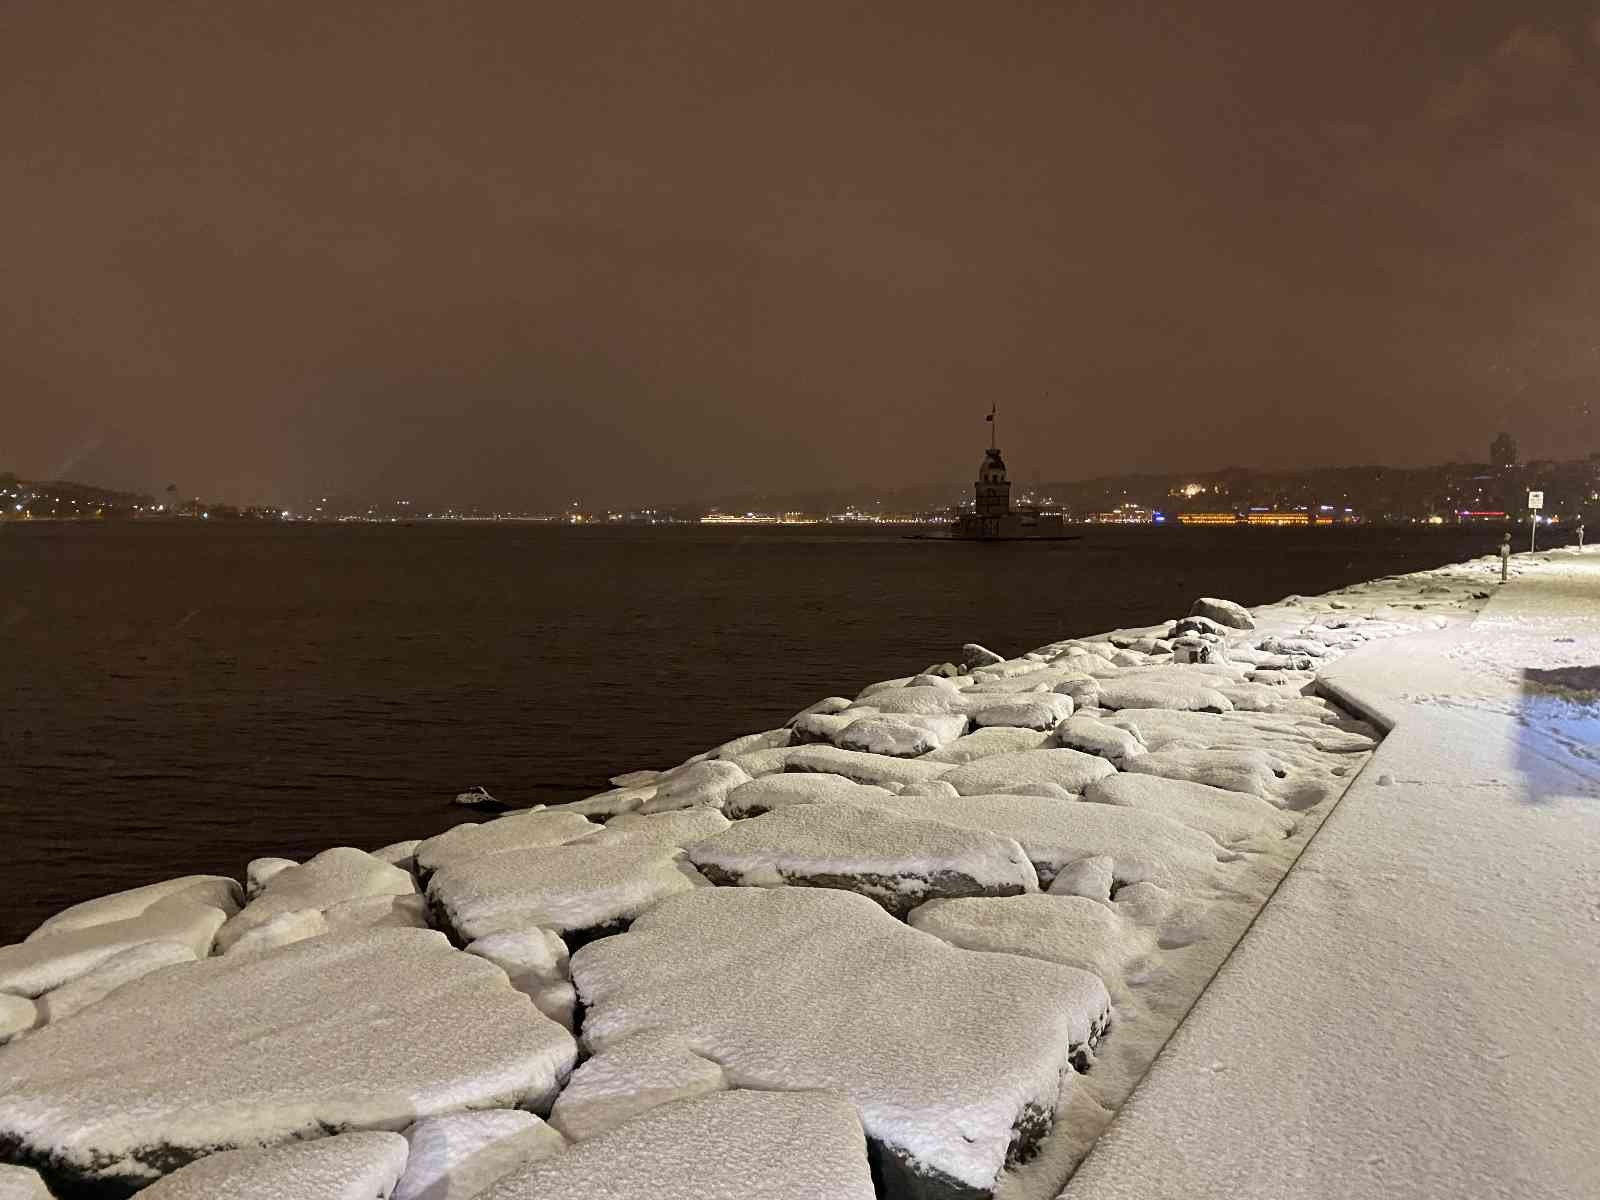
[1,521,1528,943]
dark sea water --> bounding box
[0,521,1518,943]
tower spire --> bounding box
[987,403,997,451]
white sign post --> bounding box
[1528,491,1544,552]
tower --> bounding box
[974,446,1011,518]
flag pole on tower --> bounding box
[986,403,996,450]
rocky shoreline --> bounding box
[0,556,1503,1200]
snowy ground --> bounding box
[1061,546,1600,1200]
[2,548,1581,1199]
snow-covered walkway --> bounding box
[1062,548,1600,1200]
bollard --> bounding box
[1500,533,1511,583]
[1579,522,1586,551]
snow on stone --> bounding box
[1083,772,1294,848]
[216,847,416,953]
[783,744,952,787]
[223,908,331,957]
[540,786,652,820]
[1189,596,1255,629]
[908,894,1145,982]
[0,1164,50,1199]
[922,725,1052,764]
[547,1031,728,1141]
[137,1130,409,1200]
[427,841,694,942]
[701,727,792,760]
[836,712,967,756]
[1048,856,1115,903]
[36,940,196,1024]
[849,791,1224,891]
[322,892,429,934]
[0,896,229,998]
[637,759,750,813]
[1052,714,1147,765]
[27,875,241,942]
[572,887,1108,1197]
[722,772,892,818]
[963,642,1006,667]
[581,806,730,849]
[969,695,1075,730]
[0,996,37,1045]
[465,929,573,1029]
[786,695,854,724]
[856,682,973,716]
[791,708,873,744]
[1097,671,1235,714]
[1122,747,1338,809]
[899,778,961,798]
[371,839,422,872]
[413,811,600,878]
[479,1089,876,1200]
[685,801,1038,916]
[0,928,575,1195]
[246,857,297,900]
[608,768,660,788]
[856,675,916,700]
[394,1111,564,1200]
[939,748,1115,797]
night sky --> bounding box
[6,2,1600,508]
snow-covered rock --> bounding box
[1052,714,1147,764]
[638,759,750,813]
[572,887,1109,1198]
[541,786,653,819]
[921,726,1052,764]
[137,1130,409,1199]
[394,1111,564,1200]
[723,772,892,818]
[852,791,1219,891]
[0,1164,51,1199]
[0,928,575,1195]
[547,1031,728,1140]
[837,713,968,757]
[969,695,1074,730]
[1122,748,1295,804]
[703,727,792,760]
[216,847,416,954]
[1171,615,1231,639]
[245,857,297,900]
[413,812,600,878]
[685,802,1038,916]
[371,839,422,872]
[792,708,871,744]
[786,696,854,725]
[908,894,1140,982]
[1048,856,1115,902]
[1097,673,1235,714]
[0,995,38,1044]
[322,892,429,933]
[898,778,962,799]
[1189,596,1255,629]
[0,896,228,998]
[465,928,568,994]
[477,1089,877,1200]
[938,748,1115,797]
[427,841,694,943]
[963,642,1006,668]
[581,806,730,849]
[783,745,951,788]
[1084,773,1294,846]
[35,940,196,1024]
[26,876,241,942]
[852,685,967,717]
